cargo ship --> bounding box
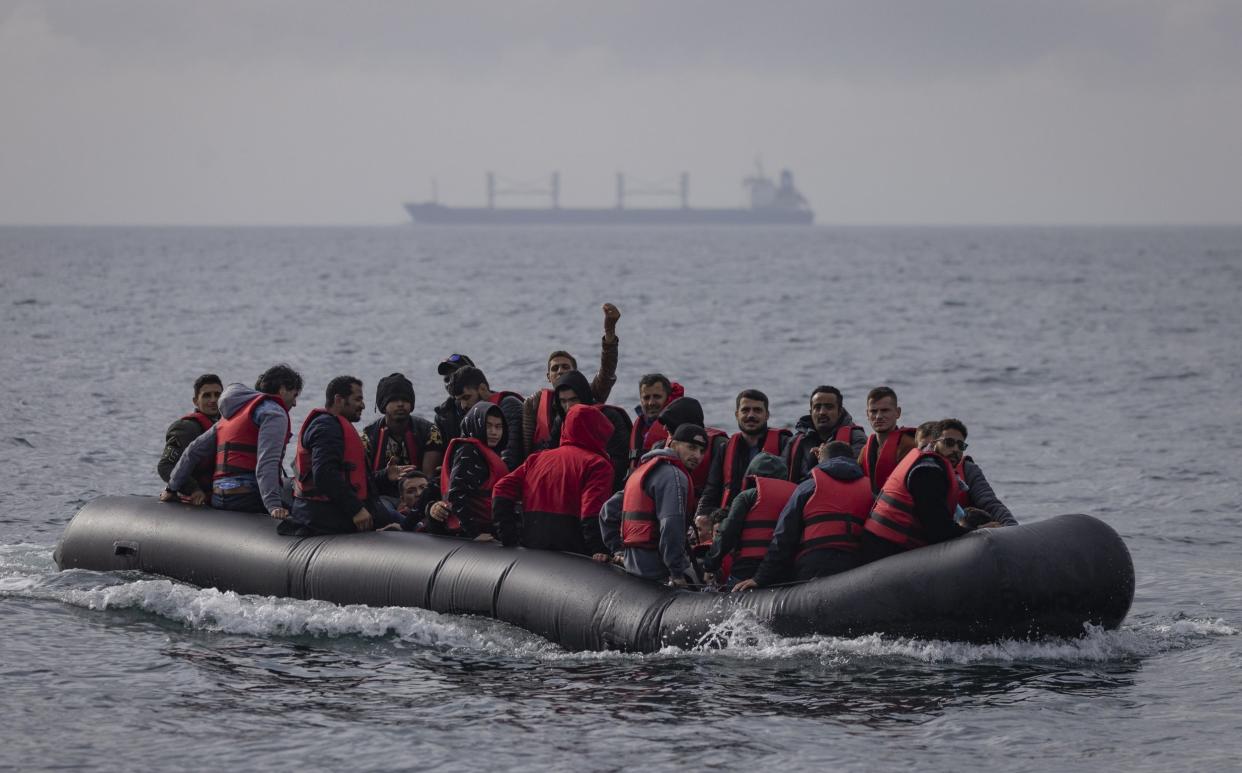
[403,168,813,225]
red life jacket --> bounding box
[860,427,916,495]
[365,420,423,472]
[688,428,729,495]
[531,389,557,450]
[736,476,798,561]
[439,437,509,532]
[486,390,523,406]
[785,424,859,481]
[864,449,958,550]
[953,456,973,509]
[720,428,790,509]
[179,411,216,490]
[293,409,369,502]
[621,454,696,550]
[213,394,290,481]
[797,468,875,559]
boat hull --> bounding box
[55,497,1134,652]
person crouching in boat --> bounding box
[426,402,509,540]
[280,376,414,536]
[600,424,707,588]
[859,419,998,562]
[700,452,795,590]
[732,441,874,592]
[157,373,222,505]
[491,403,616,557]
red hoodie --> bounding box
[493,404,615,555]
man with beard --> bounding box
[859,385,917,495]
[861,419,997,562]
[627,373,684,470]
[783,385,866,483]
[157,373,223,504]
[695,389,790,516]
[283,376,412,536]
[360,372,444,498]
[600,424,708,586]
[432,352,475,444]
[523,302,621,455]
[935,418,1018,527]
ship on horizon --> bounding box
[403,167,814,225]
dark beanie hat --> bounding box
[658,396,704,432]
[376,372,415,411]
[671,423,708,450]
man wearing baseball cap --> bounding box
[432,353,475,445]
[600,423,707,586]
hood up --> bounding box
[460,401,505,448]
[561,404,613,456]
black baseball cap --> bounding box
[671,423,708,450]
[437,353,475,377]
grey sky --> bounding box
[2,0,1240,225]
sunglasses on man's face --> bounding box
[939,438,968,451]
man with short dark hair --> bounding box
[861,419,992,562]
[283,376,413,535]
[433,353,475,445]
[448,366,524,469]
[859,386,917,495]
[491,404,616,556]
[784,385,866,483]
[163,364,303,519]
[936,418,1017,526]
[733,440,874,591]
[628,373,683,470]
[523,303,621,456]
[360,373,444,498]
[394,470,431,530]
[157,373,223,504]
[601,424,708,586]
[695,389,790,516]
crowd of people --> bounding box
[158,303,1016,591]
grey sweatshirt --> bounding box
[167,383,291,513]
[960,458,1018,526]
[600,447,692,581]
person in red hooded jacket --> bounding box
[492,403,616,558]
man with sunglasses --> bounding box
[937,418,1017,527]
[861,419,996,562]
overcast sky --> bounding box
[2,0,1240,225]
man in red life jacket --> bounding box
[393,470,431,530]
[360,373,444,499]
[934,418,1018,527]
[784,385,867,483]
[449,366,525,470]
[696,389,790,517]
[427,402,510,540]
[860,419,995,562]
[283,376,414,536]
[859,385,918,495]
[701,452,794,588]
[491,403,616,557]
[733,441,874,591]
[628,373,683,469]
[162,364,303,519]
[522,302,621,456]
[601,424,708,586]
[545,370,632,492]
[157,373,222,505]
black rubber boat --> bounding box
[55,496,1135,652]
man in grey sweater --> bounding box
[600,424,706,586]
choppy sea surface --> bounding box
[1,225,1240,771]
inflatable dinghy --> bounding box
[55,496,1134,652]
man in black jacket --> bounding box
[282,376,413,536]
[448,366,525,470]
[783,385,866,483]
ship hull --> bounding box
[404,203,813,225]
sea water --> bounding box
[1,225,1240,771]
